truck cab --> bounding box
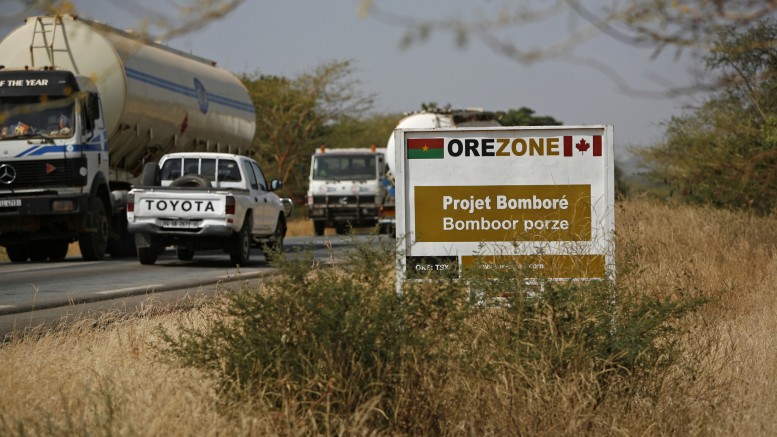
[306,146,387,235]
[0,69,109,262]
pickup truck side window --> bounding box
[184,158,199,176]
[219,159,242,182]
[201,159,216,181]
[250,161,269,191]
[242,161,259,189]
[161,159,182,180]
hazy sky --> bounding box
[4,1,705,164]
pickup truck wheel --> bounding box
[170,174,212,188]
[176,247,195,261]
[264,215,286,258]
[137,247,158,265]
[313,220,325,236]
[5,244,28,263]
[79,199,109,261]
[230,214,252,266]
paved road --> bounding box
[0,234,381,339]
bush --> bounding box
[161,237,704,434]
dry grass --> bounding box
[1,197,777,435]
[285,217,312,237]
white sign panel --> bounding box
[395,125,615,286]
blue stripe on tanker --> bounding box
[124,68,254,113]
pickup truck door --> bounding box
[242,160,271,233]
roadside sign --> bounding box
[395,126,615,290]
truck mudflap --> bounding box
[134,232,154,248]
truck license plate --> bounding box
[0,199,21,207]
[161,219,198,229]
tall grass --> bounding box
[1,197,777,435]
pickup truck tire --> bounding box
[230,214,252,266]
[137,246,158,265]
[79,199,109,261]
[263,215,286,258]
[141,162,161,186]
[176,247,195,261]
[136,232,161,265]
[5,244,28,263]
[170,174,212,188]
[313,220,325,236]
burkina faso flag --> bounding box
[407,137,444,159]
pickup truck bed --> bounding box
[127,153,289,266]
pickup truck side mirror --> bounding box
[271,179,283,191]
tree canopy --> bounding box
[637,19,777,214]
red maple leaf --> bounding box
[575,139,590,154]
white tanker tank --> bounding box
[379,109,501,234]
[0,15,256,261]
[384,109,500,180]
[0,14,256,181]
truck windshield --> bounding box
[0,96,75,140]
[312,155,377,181]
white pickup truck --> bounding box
[127,152,291,266]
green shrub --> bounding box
[161,238,705,434]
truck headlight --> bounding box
[51,199,76,212]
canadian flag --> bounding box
[563,136,602,157]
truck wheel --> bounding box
[27,243,48,262]
[176,247,195,261]
[230,214,252,266]
[46,240,70,261]
[5,244,28,263]
[170,174,212,188]
[263,215,286,258]
[313,221,325,236]
[108,211,136,258]
[335,223,350,235]
[141,162,161,186]
[79,199,109,261]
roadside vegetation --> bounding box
[2,196,777,435]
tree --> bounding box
[317,113,403,150]
[244,60,374,203]
[637,19,777,214]
[498,107,562,126]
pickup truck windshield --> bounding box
[161,157,242,182]
[312,154,377,181]
[0,96,75,140]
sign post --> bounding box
[395,126,615,293]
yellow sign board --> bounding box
[414,184,591,242]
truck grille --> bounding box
[312,195,376,205]
[0,158,87,189]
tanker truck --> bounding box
[0,15,255,262]
[379,109,501,234]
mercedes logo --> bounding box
[338,197,349,205]
[0,164,15,185]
